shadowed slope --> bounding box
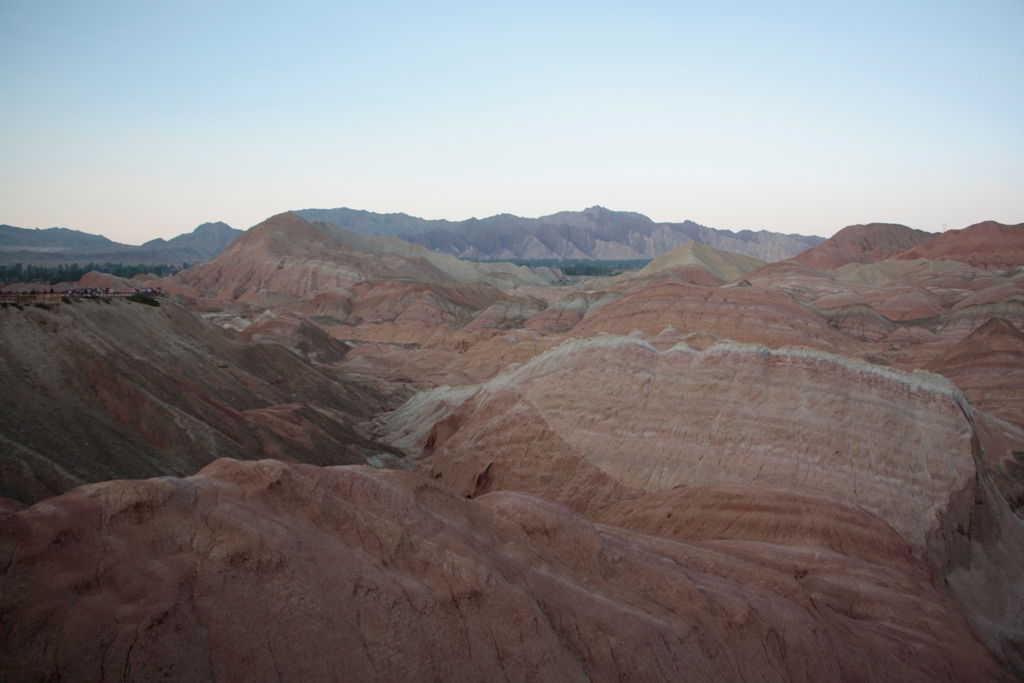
[0,459,1008,682]
[0,298,403,504]
[927,317,1024,427]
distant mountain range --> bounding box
[294,206,826,262]
[0,222,242,266]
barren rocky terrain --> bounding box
[2,213,1023,680]
[0,295,408,504]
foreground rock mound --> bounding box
[0,459,1008,682]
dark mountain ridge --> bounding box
[293,205,826,262]
[0,221,242,266]
[0,224,116,249]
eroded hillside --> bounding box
[3,216,1024,680]
[0,296,408,503]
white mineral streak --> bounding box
[386,335,976,557]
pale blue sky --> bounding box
[1,0,1021,243]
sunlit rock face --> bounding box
[383,336,1024,670]
[175,211,556,305]
[386,337,971,553]
[0,459,1011,682]
[172,212,563,349]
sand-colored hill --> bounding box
[829,257,999,289]
[621,240,765,284]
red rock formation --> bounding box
[927,317,1024,427]
[570,275,852,351]
[0,459,1010,682]
[974,410,1024,517]
[792,223,936,270]
[178,213,454,306]
[177,212,558,306]
[383,336,1024,669]
[390,338,974,551]
[10,208,1024,679]
[873,287,946,320]
[896,221,1024,269]
[340,279,506,345]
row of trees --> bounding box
[476,258,651,277]
[0,262,192,285]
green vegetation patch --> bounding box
[310,315,347,326]
[0,261,192,285]
[126,293,160,307]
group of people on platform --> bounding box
[1,286,163,300]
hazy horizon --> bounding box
[2,205,1018,248]
[2,1,1021,244]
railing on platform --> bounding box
[0,289,163,305]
